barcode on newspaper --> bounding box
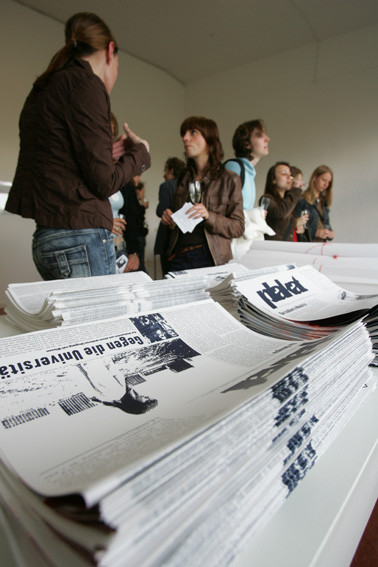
[58,392,95,416]
[1,407,50,429]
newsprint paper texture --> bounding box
[0,298,370,506]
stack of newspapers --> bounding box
[208,264,378,354]
[3,263,290,333]
[3,270,212,332]
[0,270,376,565]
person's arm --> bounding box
[67,78,150,199]
[203,172,245,239]
[268,187,302,222]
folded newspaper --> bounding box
[0,292,375,566]
[208,264,378,362]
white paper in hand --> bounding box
[171,202,203,233]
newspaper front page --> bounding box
[0,298,345,505]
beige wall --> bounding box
[185,24,378,244]
[1,0,377,305]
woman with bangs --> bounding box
[6,12,150,279]
[295,165,334,242]
[162,116,244,271]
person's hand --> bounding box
[112,123,149,161]
[123,123,150,153]
[112,135,127,161]
[161,208,175,227]
[316,227,334,241]
[186,203,209,221]
[327,229,335,240]
[296,214,309,235]
[112,217,126,236]
[124,253,140,272]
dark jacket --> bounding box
[5,58,150,231]
[294,198,332,242]
[263,187,302,241]
[156,179,177,217]
[154,178,177,255]
[119,182,147,253]
[168,169,244,265]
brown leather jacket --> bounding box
[168,169,244,265]
[264,187,302,241]
[6,58,151,231]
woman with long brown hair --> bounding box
[6,12,150,279]
[295,165,334,242]
[260,161,302,241]
[161,116,244,271]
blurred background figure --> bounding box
[260,161,302,241]
[154,157,185,276]
[119,176,149,272]
[135,180,149,272]
[295,165,334,242]
[290,165,306,189]
[109,113,139,272]
[290,165,309,241]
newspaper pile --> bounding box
[3,263,291,334]
[209,264,378,362]
[0,295,375,566]
[4,271,213,332]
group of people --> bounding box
[261,162,334,244]
[153,117,334,274]
[5,10,335,282]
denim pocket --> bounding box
[35,245,91,279]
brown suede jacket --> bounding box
[168,168,245,265]
[6,58,151,231]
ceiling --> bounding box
[14,0,378,84]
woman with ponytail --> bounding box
[6,12,150,279]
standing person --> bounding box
[109,112,139,272]
[225,119,270,210]
[5,12,150,280]
[290,165,309,241]
[135,180,149,272]
[290,166,306,189]
[161,116,244,271]
[260,162,302,241]
[295,165,334,242]
[154,157,186,275]
[119,177,149,273]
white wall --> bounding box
[0,0,184,305]
[185,24,378,244]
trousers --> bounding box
[32,227,116,280]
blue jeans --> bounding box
[32,227,116,280]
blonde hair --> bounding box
[303,165,333,207]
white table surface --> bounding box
[0,317,376,567]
